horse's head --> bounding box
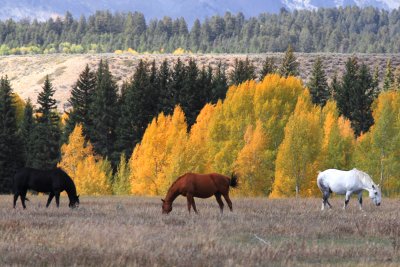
[161,199,172,214]
[369,185,381,206]
[69,195,80,209]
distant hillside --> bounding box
[1,53,399,110]
[1,7,400,54]
[0,0,399,24]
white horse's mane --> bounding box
[353,168,375,189]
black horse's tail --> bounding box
[230,173,239,188]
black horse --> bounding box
[13,167,80,209]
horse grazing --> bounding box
[317,168,381,211]
[162,173,238,214]
[13,167,80,209]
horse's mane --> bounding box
[170,173,186,188]
[353,168,375,187]
[56,168,77,194]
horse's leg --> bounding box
[20,191,27,209]
[343,191,352,209]
[13,193,19,208]
[326,199,332,209]
[322,191,331,210]
[222,193,233,212]
[358,192,363,211]
[188,195,198,214]
[215,193,224,214]
[186,196,192,213]
[55,192,60,208]
[46,192,55,208]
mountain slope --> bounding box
[0,0,399,24]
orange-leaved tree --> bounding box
[271,91,322,197]
[129,106,188,195]
[58,124,112,195]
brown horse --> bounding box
[162,173,238,214]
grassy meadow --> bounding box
[1,195,400,266]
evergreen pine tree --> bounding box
[19,98,35,167]
[383,59,394,91]
[181,58,199,127]
[0,76,23,193]
[372,65,380,97]
[335,57,374,136]
[211,61,228,103]
[393,66,400,91]
[308,57,329,107]
[335,57,358,121]
[279,45,299,77]
[169,58,186,114]
[157,59,172,114]
[329,72,340,99]
[30,75,61,169]
[116,59,155,157]
[229,57,256,85]
[88,60,119,164]
[259,57,277,80]
[350,63,374,135]
[64,64,96,141]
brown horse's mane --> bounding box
[170,173,187,188]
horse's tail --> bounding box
[230,173,239,188]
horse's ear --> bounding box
[372,185,375,189]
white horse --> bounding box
[317,168,381,210]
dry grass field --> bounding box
[1,53,399,110]
[1,195,400,266]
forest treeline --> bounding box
[2,6,400,54]
[1,50,400,197]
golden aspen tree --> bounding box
[185,103,216,173]
[163,106,189,188]
[59,124,95,176]
[129,106,188,195]
[319,102,355,171]
[75,155,112,195]
[58,124,112,195]
[354,92,400,196]
[271,91,322,197]
[12,93,25,124]
[113,153,131,195]
[234,121,275,196]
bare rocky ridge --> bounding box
[0,53,399,111]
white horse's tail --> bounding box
[316,171,325,191]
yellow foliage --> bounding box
[58,124,112,195]
[235,121,275,196]
[75,155,112,195]
[114,50,123,55]
[61,112,69,126]
[12,93,25,124]
[127,48,138,55]
[129,106,188,195]
[172,47,191,55]
[353,91,400,196]
[271,91,322,198]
